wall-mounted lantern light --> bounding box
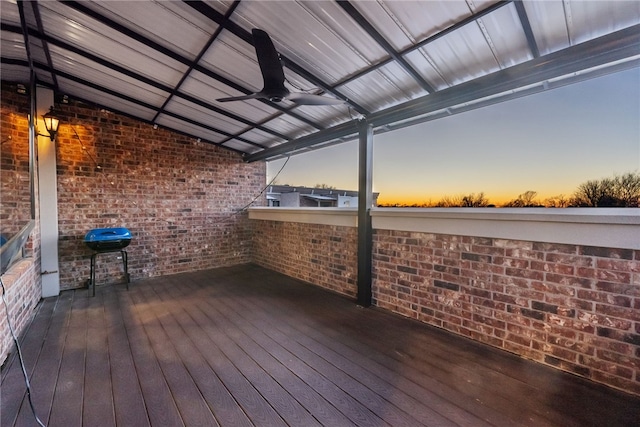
[41,106,60,142]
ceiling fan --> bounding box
[216,29,345,106]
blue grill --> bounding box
[84,227,132,296]
[84,227,132,251]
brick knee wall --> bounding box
[373,229,640,396]
[252,220,357,297]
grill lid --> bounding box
[84,227,132,251]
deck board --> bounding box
[2,264,639,427]
[102,286,151,427]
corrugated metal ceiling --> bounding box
[1,0,639,161]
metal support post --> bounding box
[357,120,373,307]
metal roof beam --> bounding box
[336,0,435,93]
[245,24,640,162]
[30,1,58,90]
[514,1,540,58]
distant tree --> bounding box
[613,172,640,207]
[461,192,490,207]
[571,172,640,207]
[434,195,459,207]
[503,190,541,207]
[543,194,570,208]
[435,193,489,207]
[314,183,336,189]
[572,179,614,206]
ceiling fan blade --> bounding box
[218,30,343,107]
[252,28,286,92]
[287,92,346,106]
[216,93,264,102]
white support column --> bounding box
[37,87,60,297]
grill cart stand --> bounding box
[88,249,129,297]
[84,228,132,297]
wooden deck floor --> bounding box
[2,264,638,427]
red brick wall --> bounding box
[53,101,265,289]
[252,221,357,297]
[0,258,42,366]
[1,83,42,366]
[1,83,31,239]
[373,229,640,395]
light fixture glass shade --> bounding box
[42,107,60,141]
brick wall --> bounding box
[373,229,640,395]
[54,100,265,289]
[1,83,42,366]
[252,220,357,297]
[0,258,42,366]
[1,83,31,239]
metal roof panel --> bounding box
[56,76,157,121]
[419,22,501,87]
[163,97,247,135]
[221,139,262,154]
[260,115,317,140]
[565,1,640,44]
[1,30,28,61]
[351,0,474,51]
[85,1,218,60]
[478,3,533,68]
[0,0,21,25]
[38,1,189,86]
[237,128,285,146]
[155,114,226,143]
[50,46,169,106]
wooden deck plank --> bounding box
[2,264,639,427]
[102,287,151,427]
[187,292,331,427]
[139,279,253,427]
[257,282,550,426]
[281,281,635,427]
[221,280,487,427]
[178,273,388,427]
[46,291,89,427]
[133,284,220,426]
[82,290,116,427]
[218,268,513,427]
[209,280,437,427]
[13,291,75,427]
[152,277,288,427]
[117,285,185,427]
[1,295,57,427]
[158,278,310,427]
[212,265,640,427]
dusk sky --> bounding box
[267,67,640,205]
